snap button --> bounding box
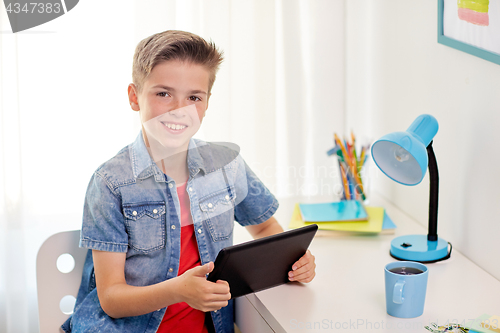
[132,211,137,216]
[168,183,173,188]
[207,203,213,208]
[171,225,176,230]
[168,268,173,273]
[197,229,202,234]
[153,209,158,214]
[225,195,229,200]
[188,187,193,192]
[214,310,217,313]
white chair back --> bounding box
[36,230,87,333]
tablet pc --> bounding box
[207,224,318,298]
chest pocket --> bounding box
[199,187,236,242]
[123,202,166,253]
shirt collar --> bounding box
[187,138,207,177]
[188,140,240,175]
[129,131,165,182]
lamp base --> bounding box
[390,235,449,263]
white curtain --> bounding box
[0,0,344,331]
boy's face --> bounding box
[128,60,210,153]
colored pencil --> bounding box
[334,134,365,200]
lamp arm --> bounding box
[427,141,439,241]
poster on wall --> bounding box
[438,0,500,65]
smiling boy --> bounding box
[63,30,315,333]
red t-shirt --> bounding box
[157,182,208,333]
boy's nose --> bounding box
[169,99,188,114]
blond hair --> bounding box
[132,30,224,94]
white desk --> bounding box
[234,195,500,333]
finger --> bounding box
[289,259,316,282]
[288,264,315,281]
[213,280,231,295]
[291,270,316,283]
[195,299,228,313]
[215,279,230,289]
[290,255,315,275]
[216,279,229,286]
[210,292,231,302]
[202,300,230,312]
[289,263,311,277]
[291,250,314,271]
[201,289,231,304]
[192,262,214,277]
[289,262,316,278]
[202,291,231,301]
[205,262,214,273]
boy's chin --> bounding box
[159,141,190,151]
[147,137,191,160]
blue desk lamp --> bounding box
[371,114,451,263]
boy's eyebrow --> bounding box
[152,85,207,95]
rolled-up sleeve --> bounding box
[234,157,279,226]
[80,172,129,253]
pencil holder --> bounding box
[328,133,371,203]
[335,154,371,202]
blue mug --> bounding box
[384,261,428,318]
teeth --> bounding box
[165,123,186,130]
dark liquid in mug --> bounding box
[389,267,424,275]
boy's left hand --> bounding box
[288,250,316,283]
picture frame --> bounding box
[438,0,500,66]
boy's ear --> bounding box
[128,84,140,111]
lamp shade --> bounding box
[371,115,439,185]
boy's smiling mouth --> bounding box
[162,121,187,131]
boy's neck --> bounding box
[143,132,190,184]
[157,151,189,184]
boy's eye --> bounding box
[157,92,169,97]
[189,96,201,102]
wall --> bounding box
[346,0,500,280]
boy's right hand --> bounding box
[175,262,231,312]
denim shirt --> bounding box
[62,132,279,333]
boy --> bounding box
[63,30,315,333]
